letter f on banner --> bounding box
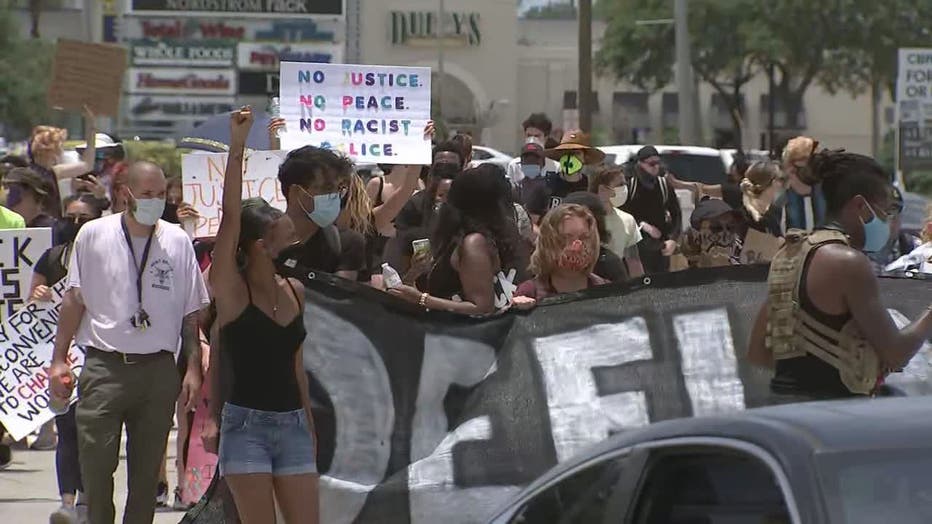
[534,319,652,462]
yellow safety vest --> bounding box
[765,229,882,395]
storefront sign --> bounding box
[130,39,235,67]
[128,0,343,17]
[127,95,236,121]
[237,42,342,71]
[238,71,279,96]
[121,17,337,41]
[127,67,236,95]
[390,11,480,47]
[278,62,433,164]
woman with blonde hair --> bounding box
[781,136,826,231]
[515,203,608,300]
[734,161,786,263]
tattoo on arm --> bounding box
[181,312,202,370]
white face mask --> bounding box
[133,198,165,226]
[610,186,628,207]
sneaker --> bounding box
[49,505,78,524]
[0,444,11,470]
[172,487,191,511]
[155,482,169,509]
[30,434,58,451]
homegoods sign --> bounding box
[130,39,234,67]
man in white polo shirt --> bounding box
[49,161,209,524]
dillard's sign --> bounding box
[390,11,480,47]
[130,39,234,67]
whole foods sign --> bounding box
[128,0,343,17]
[130,39,234,67]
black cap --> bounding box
[636,145,660,161]
[521,141,544,158]
[690,197,735,228]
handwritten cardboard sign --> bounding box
[740,229,782,265]
[47,39,128,117]
[181,151,289,239]
[0,228,52,326]
[0,278,84,441]
[278,62,432,164]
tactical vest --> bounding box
[765,229,882,395]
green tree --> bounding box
[597,0,759,148]
[0,4,53,139]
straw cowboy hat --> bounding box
[544,130,606,164]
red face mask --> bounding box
[558,239,594,272]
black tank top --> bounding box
[772,239,858,398]
[220,279,308,412]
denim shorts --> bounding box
[219,403,317,476]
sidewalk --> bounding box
[0,430,184,524]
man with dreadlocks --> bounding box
[748,148,932,399]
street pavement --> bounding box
[1,430,184,524]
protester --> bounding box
[167,176,184,206]
[886,204,932,274]
[620,146,683,273]
[543,130,605,209]
[2,166,56,229]
[588,165,645,277]
[748,149,932,399]
[681,197,741,268]
[781,136,826,231]
[389,164,524,314]
[515,203,609,300]
[733,161,786,263]
[506,113,560,184]
[48,160,208,524]
[364,164,421,286]
[29,194,102,523]
[75,133,128,203]
[0,157,27,229]
[29,107,97,218]
[513,141,551,227]
[728,151,751,184]
[205,108,319,523]
[335,173,372,282]
[561,192,629,282]
[452,132,474,167]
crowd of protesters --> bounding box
[0,106,930,524]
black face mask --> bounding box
[54,219,81,244]
[431,162,461,180]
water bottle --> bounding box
[269,97,285,138]
[382,263,403,289]
[48,371,75,415]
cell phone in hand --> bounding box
[412,239,430,256]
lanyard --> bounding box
[120,215,155,312]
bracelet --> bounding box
[418,292,429,307]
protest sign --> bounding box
[181,151,288,238]
[0,228,52,325]
[47,39,127,117]
[739,229,781,265]
[186,267,932,524]
[279,62,433,164]
[897,48,932,170]
[0,279,84,442]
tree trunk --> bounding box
[870,79,881,157]
[29,0,42,39]
[730,84,744,151]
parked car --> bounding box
[600,145,728,186]
[720,148,773,170]
[488,397,932,524]
[471,145,514,170]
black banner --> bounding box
[185,266,932,523]
[130,0,343,16]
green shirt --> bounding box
[0,206,26,230]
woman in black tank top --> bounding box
[748,149,932,399]
[207,108,319,523]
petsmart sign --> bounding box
[278,62,432,164]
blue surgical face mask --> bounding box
[300,188,341,228]
[860,200,891,253]
[520,163,542,179]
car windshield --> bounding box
[819,449,932,524]
[660,153,726,185]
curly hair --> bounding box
[530,204,600,279]
[29,126,67,166]
[806,149,889,216]
[343,172,374,235]
[430,164,519,272]
[781,136,818,184]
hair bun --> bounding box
[803,148,846,185]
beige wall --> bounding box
[359,0,518,151]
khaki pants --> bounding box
[76,349,180,524]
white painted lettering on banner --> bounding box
[278,62,433,164]
[0,279,84,441]
[0,228,52,324]
[534,320,652,463]
[181,151,288,238]
[673,308,746,416]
